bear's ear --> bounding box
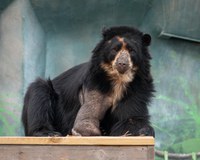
[142,34,151,46]
[102,26,110,38]
[102,26,107,35]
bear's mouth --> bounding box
[114,63,130,74]
[114,63,138,76]
[101,61,137,83]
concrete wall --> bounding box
[0,0,46,135]
[0,0,24,135]
[42,0,151,77]
[23,0,46,92]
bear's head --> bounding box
[91,26,152,83]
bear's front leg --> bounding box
[109,118,155,137]
[72,118,101,136]
[72,89,112,136]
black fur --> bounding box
[22,26,155,136]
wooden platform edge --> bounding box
[0,136,154,146]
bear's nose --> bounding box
[116,60,129,74]
[115,51,130,74]
[118,62,128,67]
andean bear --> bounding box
[22,26,155,137]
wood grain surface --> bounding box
[0,137,154,160]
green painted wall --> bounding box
[0,0,200,155]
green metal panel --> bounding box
[161,0,200,42]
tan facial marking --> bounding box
[117,36,126,50]
[112,37,133,73]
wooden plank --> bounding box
[147,146,155,160]
[0,145,153,160]
[0,137,154,160]
[0,136,154,146]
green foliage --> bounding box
[154,81,200,153]
[152,50,200,154]
[0,93,21,136]
[171,138,200,153]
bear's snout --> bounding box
[115,50,130,74]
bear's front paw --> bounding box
[72,120,101,136]
[138,126,155,137]
[33,131,62,137]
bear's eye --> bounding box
[127,45,134,52]
[112,45,120,52]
